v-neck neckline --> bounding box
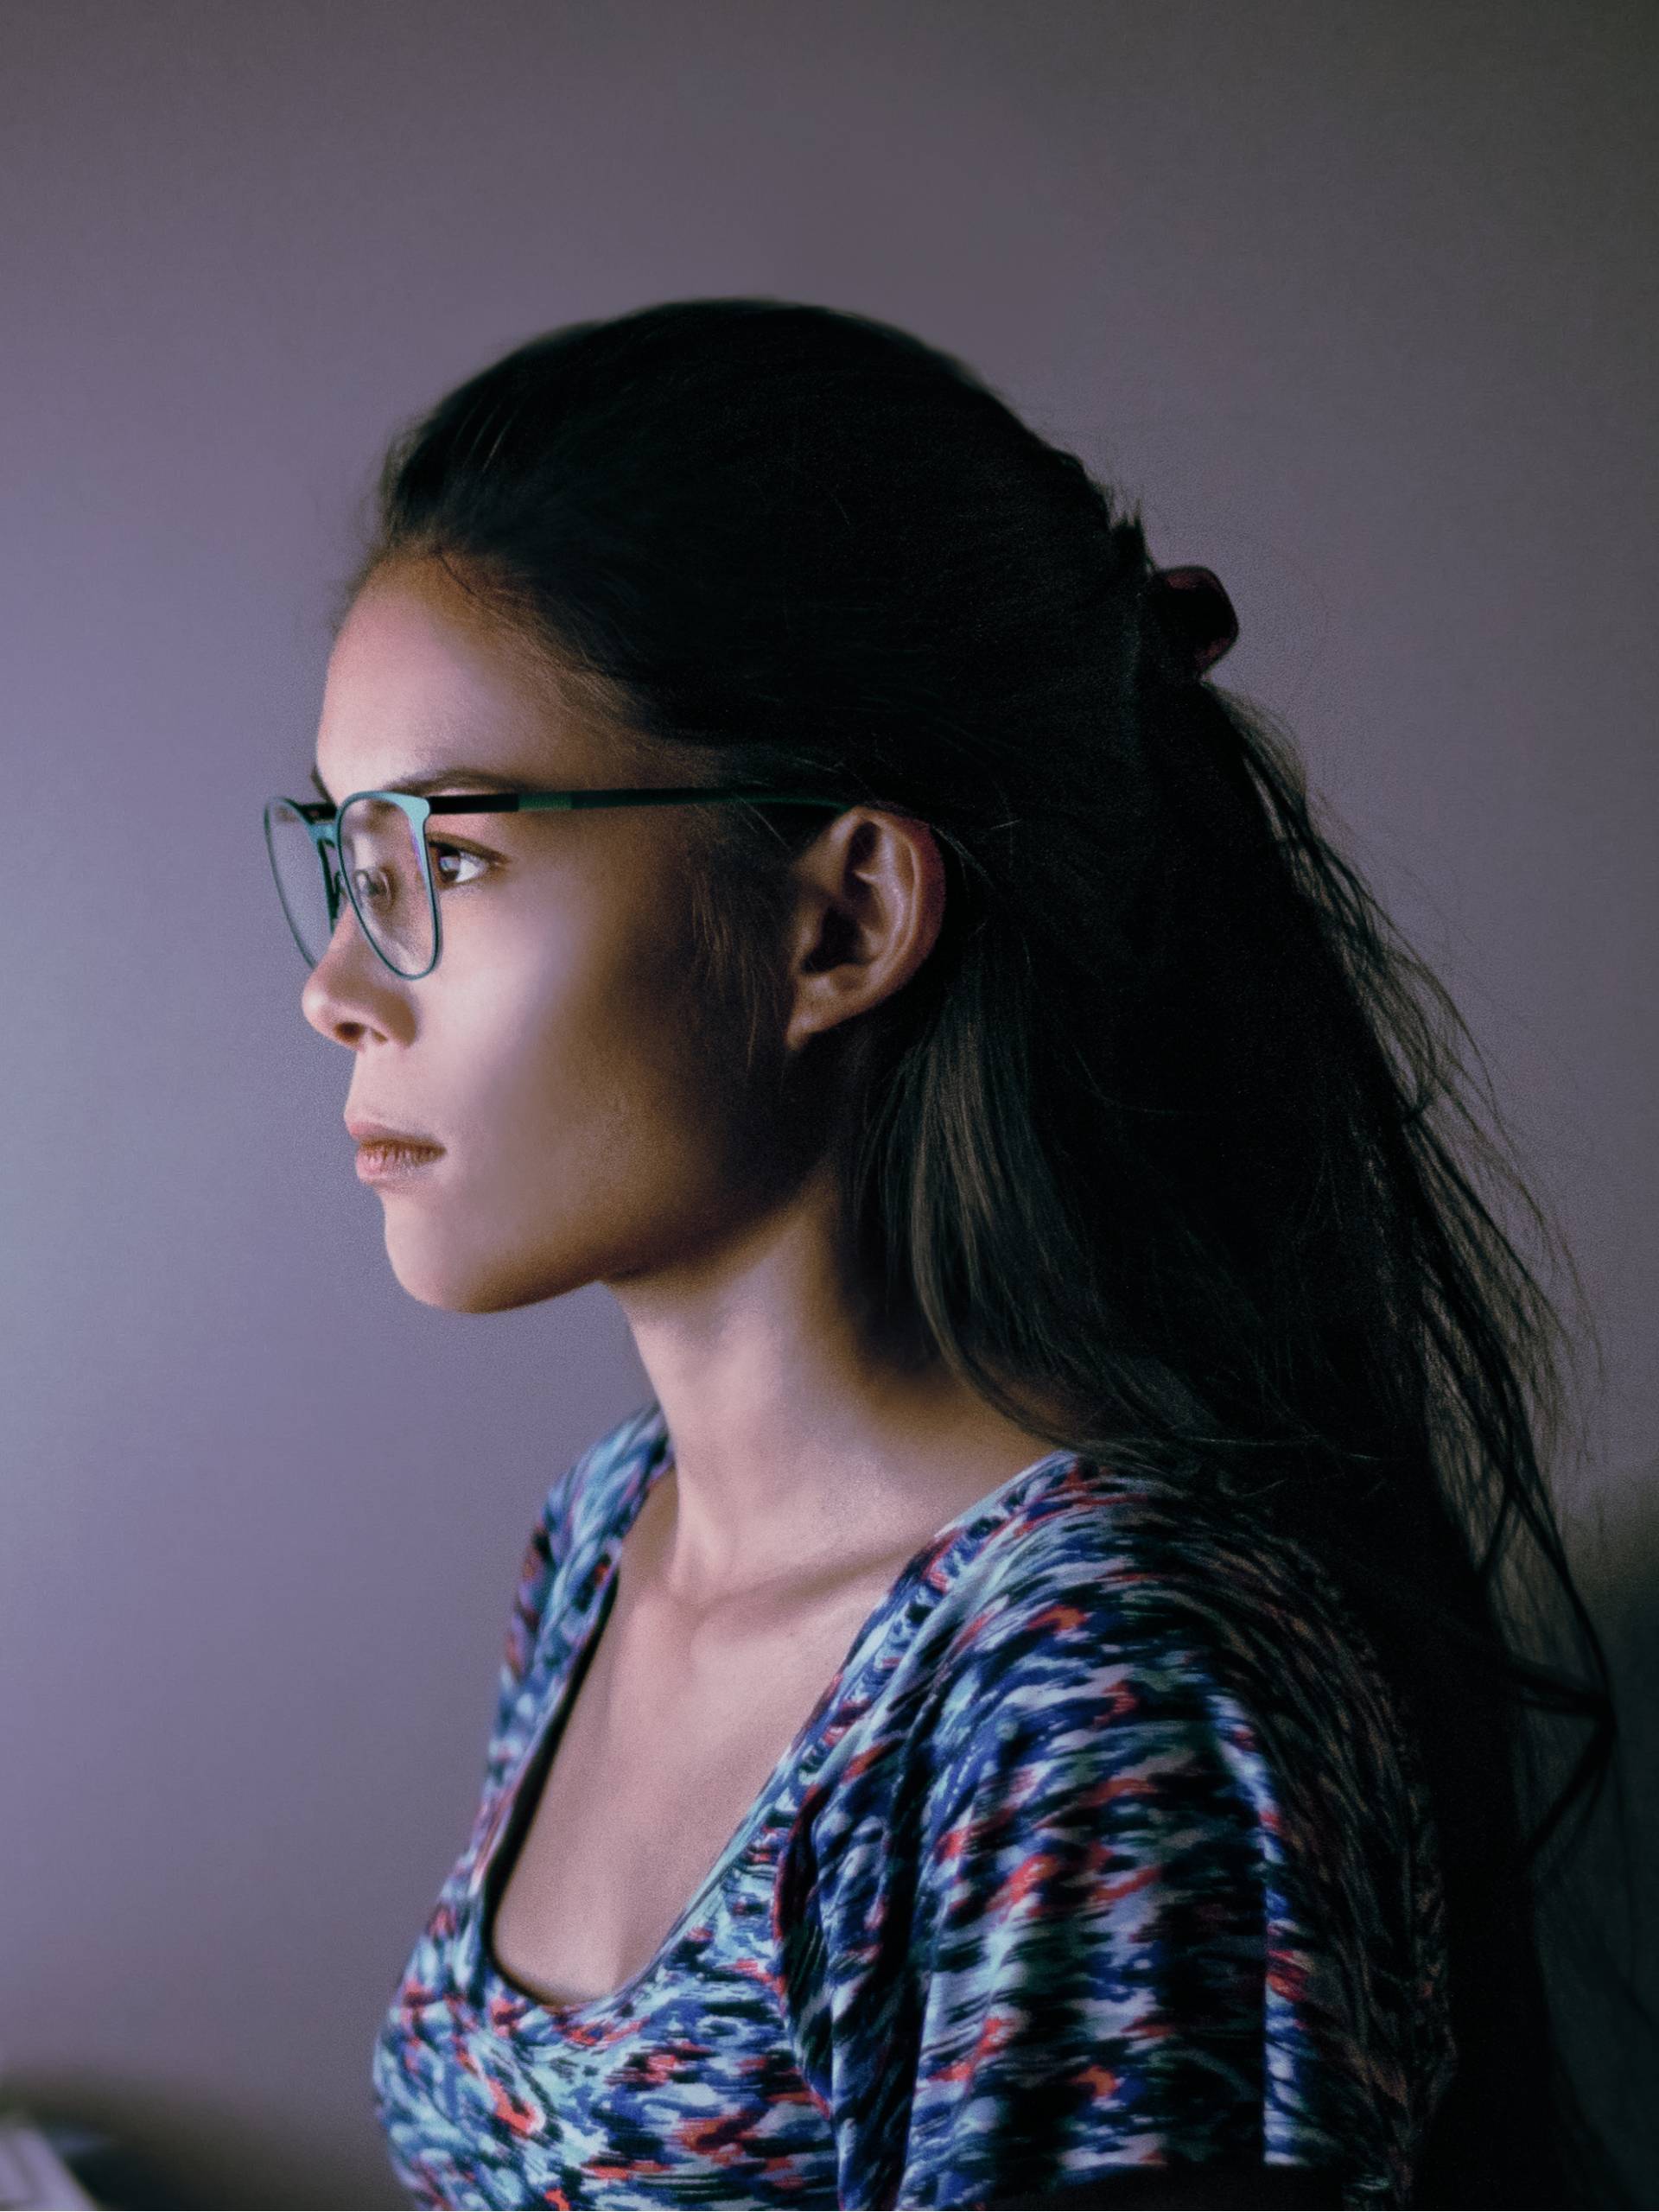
[469,1409,1082,2024]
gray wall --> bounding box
[1,3,1653,2204]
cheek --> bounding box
[440,906,749,1207]
[376,907,813,1308]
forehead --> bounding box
[315,567,618,790]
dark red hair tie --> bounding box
[1148,564,1239,677]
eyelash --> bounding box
[429,841,495,889]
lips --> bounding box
[346,1117,444,1151]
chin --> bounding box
[381,1232,596,1315]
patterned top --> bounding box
[372,1400,1457,2209]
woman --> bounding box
[265,298,1637,2209]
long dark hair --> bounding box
[328,297,1649,2205]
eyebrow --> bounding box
[308,763,532,804]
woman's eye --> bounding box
[429,843,493,889]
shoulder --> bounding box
[499,1396,666,1686]
[557,1395,668,1554]
[917,1460,1414,1786]
[783,1457,1441,1998]
[772,1462,1452,2208]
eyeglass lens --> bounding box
[264,797,436,976]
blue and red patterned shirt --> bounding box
[372,1399,1456,2209]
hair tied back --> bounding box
[1148,564,1239,678]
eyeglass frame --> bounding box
[263,785,855,980]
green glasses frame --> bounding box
[264,785,853,980]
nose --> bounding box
[301,903,384,1041]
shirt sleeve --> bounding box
[772,1539,1448,2211]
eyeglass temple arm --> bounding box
[452,789,850,814]
[287,788,850,824]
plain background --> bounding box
[1,3,1654,2204]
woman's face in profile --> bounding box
[302,565,785,1317]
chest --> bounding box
[485,1550,908,2010]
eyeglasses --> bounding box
[263,785,850,980]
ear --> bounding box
[780,806,947,1056]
